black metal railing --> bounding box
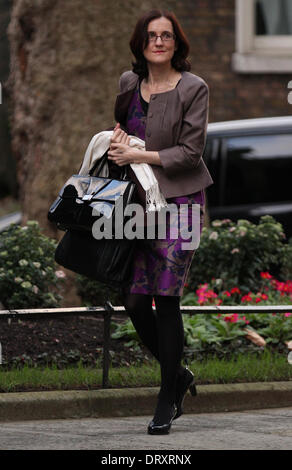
[0,302,291,388]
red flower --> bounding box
[260,272,273,279]
[273,280,292,295]
[230,287,241,294]
[224,313,239,323]
[241,294,252,303]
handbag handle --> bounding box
[89,152,108,176]
[89,151,129,181]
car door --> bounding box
[202,136,221,206]
[207,131,292,238]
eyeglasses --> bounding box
[147,31,176,42]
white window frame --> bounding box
[232,0,292,73]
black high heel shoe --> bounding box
[173,367,197,420]
[147,402,177,435]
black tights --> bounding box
[122,293,185,405]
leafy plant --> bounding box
[188,215,288,293]
[111,319,141,347]
[255,313,292,345]
[280,237,292,279]
[0,220,65,309]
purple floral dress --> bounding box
[122,82,205,297]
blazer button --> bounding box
[148,112,153,118]
[147,131,151,137]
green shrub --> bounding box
[188,215,287,294]
[280,237,292,279]
[0,221,65,309]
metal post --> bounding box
[102,301,114,388]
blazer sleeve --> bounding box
[158,82,209,176]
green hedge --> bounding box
[187,215,292,294]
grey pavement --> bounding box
[0,407,292,450]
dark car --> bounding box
[203,116,292,238]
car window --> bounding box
[223,134,292,206]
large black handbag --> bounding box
[50,154,137,288]
[54,228,136,288]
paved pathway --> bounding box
[0,407,291,450]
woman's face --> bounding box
[143,17,177,67]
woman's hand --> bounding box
[109,122,141,166]
[108,142,142,166]
[108,122,162,167]
[110,123,129,150]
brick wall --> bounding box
[172,0,291,122]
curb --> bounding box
[0,381,292,422]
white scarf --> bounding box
[78,131,168,212]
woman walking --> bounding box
[108,9,213,435]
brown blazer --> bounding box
[114,70,214,199]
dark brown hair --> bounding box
[129,9,191,79]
